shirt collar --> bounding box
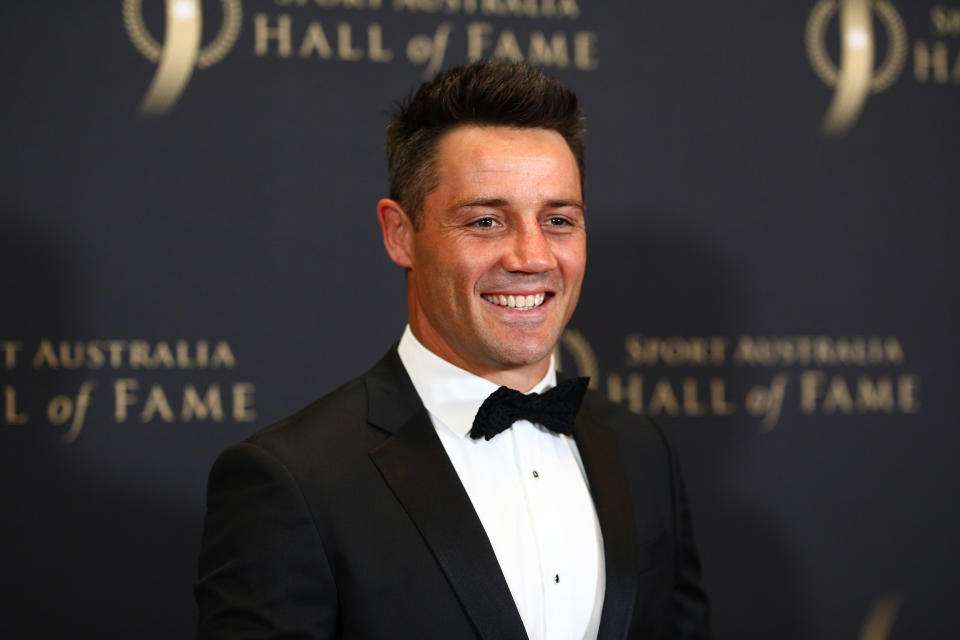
[397,324,557,439]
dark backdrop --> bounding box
[2,1,957,638]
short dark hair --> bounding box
[386,59,585,227]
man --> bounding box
[196,60,709,639]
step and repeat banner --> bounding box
[2,1,957,637]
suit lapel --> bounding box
[365,348,528,640]
[574,408,639,640]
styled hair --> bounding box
[385,59,585,227]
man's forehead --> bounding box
[432,126,581,193]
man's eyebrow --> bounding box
[452,197,510,209]
[452,198,585,210]
[544,199,585,210]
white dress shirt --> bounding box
[397,326,605,640]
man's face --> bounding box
[402,125,586,381]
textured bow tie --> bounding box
[469,377,590,441]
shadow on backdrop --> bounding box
[583,222,808,639]
[0,218,198,639]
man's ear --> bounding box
[377,198,415,269]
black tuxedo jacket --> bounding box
[196,347,710,639]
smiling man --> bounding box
[378,124,585,392]
[197,60,710,639]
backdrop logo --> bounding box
[123,0,242,116]
[554,329,600,389]
[805,0,907,134]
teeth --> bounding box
[483,293,547,310]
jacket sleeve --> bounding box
[196,442,338,639]
[668,443,711,639]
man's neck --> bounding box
[478,362,551,394]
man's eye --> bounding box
[547,216,570,226]
[472,217,496,228]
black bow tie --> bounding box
[469,377,590,441]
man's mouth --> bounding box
[481,292,548,311]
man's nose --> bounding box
[503,222,558,273]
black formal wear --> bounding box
[196,346,710,639]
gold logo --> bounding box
[123,0,242,116]
[554,328,600,389]
[859,595,902,640]
[805,0,907,134]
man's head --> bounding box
[385,59,585,228]
[378,61,587,391]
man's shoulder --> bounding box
[228,345,414,468]
[236,374,371,466]
[581,387,675,459]
[256,374,368,438]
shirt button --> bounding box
[532,470,539,478]
[554,574,560,583]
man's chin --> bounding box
[480,338,557,371]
